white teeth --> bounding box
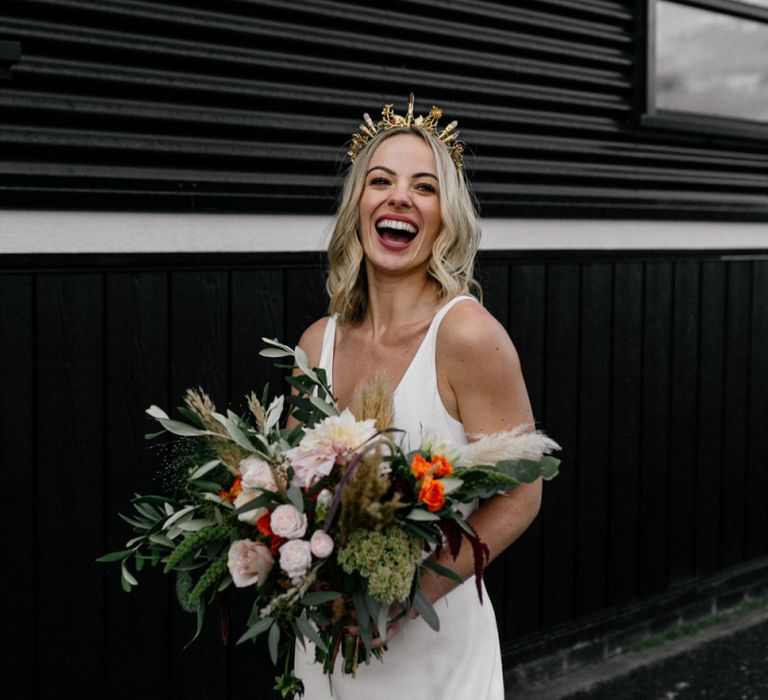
[376,219,417,234]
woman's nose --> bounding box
[388,185,412,208]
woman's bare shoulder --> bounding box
[438,298,518,361]
[297,316,332,367]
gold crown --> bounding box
[347,93,464,172]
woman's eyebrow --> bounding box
[365,166,438,182]
[366,165,395,176]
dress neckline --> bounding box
[326,295,474,407]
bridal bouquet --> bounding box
[99,339,560,698]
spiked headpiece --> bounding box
[347,93,464,172]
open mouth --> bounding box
[375,218,418,247]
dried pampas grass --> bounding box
[352,374,394,432]
[458,424,560,466]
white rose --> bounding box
[234,489,267,525]
[270,504,307,539]
[279,539,313,584]
[227,539,274,587]
[239,456,277,492]
[309,530,334,559]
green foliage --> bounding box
[163,524,231,573]
[188,557,229,602]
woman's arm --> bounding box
[375,302,541,643]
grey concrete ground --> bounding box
[516,604,768,699]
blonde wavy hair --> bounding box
[326,127,481,324]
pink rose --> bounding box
[270,504,307,539]
[234,489,267,525]
[284,446,336,488]
[279,539,313,584]
[239,457,277,492]
[227,539,274,588]
[310,530,334,559]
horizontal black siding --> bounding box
[0,0,766,217]
[1,249,767,696]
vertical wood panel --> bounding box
[231,269,285,410]
[36,273,105,696]
[720,261,751,567]
[3,249,768,692]
[541,264,580,627]
[170,270,230,700]
[668,261,699,582]
[284,263,327,350]
[696,263,725,575]
[104,272,171,698]
[746,261,768,559]
[638,262,672,595]
[576,263,612,616]
[229,268,285,700]
[506,263,547,637]
[479,261,511,632]
[0,274,35,698]
[608,262,643,604]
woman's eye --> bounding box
[415,182,436,193]
[369,177,390,186]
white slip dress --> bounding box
[294,295,505,700]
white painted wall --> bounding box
[0,211,766,253]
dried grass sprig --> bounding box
[246,391,267,433]
[352,374,394,432]
[184,387,248,476]
[458,424,561,466]
[338,449,404,544]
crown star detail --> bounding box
[347,93,465,172]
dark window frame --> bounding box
[640,0,768,140]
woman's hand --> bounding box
[344,601,418,649]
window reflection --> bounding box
[655,0,768,123]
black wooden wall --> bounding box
[1,249,766,698]
[1,0,766,218]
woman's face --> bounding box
[357,132,442,279]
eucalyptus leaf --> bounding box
[212,412,256,451]
[293,345,319,383]
[439,477,463,494]
[149,533,175,548]
[268,623,280,665]
[177,519,216,532]
[121,561,139,587]
[287,485,304,513]
[96,549,132,563]
[413,588,439,632]
[155,417,212,437]
[163,505,196,530]
[189,459,221,479]
[259,348,293,358]
[405,508,441,522]
[145,405,169,419]
[421,559,464,584]
[265,395,285,432]
[309,395,339,417]
[300,590,342,606]
[118,513,146,529]
[295,616,327,653]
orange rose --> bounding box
[219,476,243,503]
[410,454,432,479]
[418,475,446,513]
[431,454,453,478]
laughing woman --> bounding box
[292,96,541,699]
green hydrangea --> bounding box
[337,525,422,603]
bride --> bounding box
[292,96,541,699]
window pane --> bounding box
[655,0,768,123]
